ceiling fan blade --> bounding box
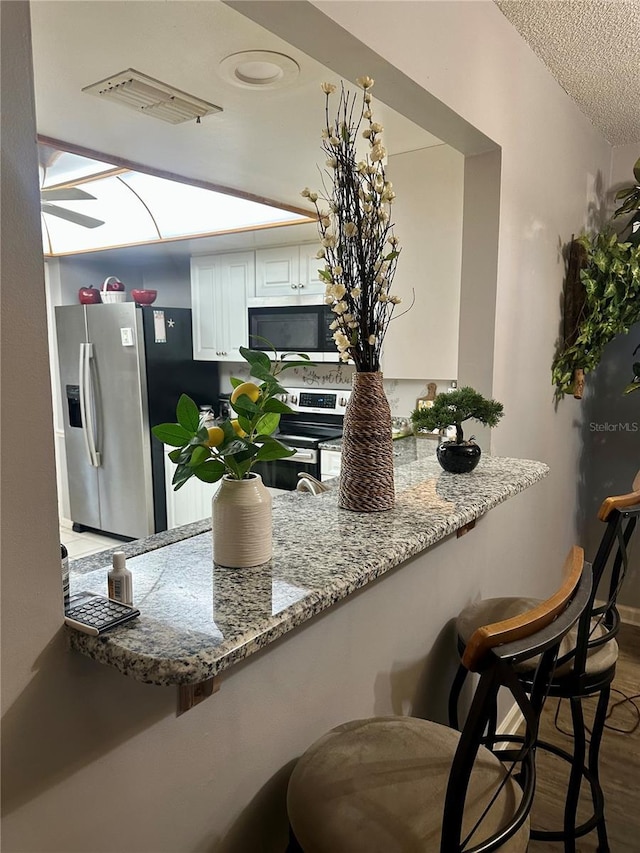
[41,187,97,201]
[41,203,104,229]
[38,145,62,169]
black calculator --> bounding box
[64,592,140,636]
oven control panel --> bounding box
[280,388,351,416]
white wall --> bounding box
[2,2,617,851]
[382,144,464,379]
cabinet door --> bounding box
[217,253,252,361]
[299,243,326,296]
[191,253,253,361]
[255,246,300,298]
[320,448,342,481]
[164,447,221,528]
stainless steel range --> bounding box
[220,387,350,491]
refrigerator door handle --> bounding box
[80,343,101,467]
[78,344,93,466]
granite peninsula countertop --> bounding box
[67,443,549,687]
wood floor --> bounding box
[527,622,640,852]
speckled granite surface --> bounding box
[68,445,549,686]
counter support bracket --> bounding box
[178,675,221,715]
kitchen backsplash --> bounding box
[218,362,453,418]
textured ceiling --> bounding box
[497,1,640,145]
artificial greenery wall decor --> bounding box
[552,232,640,400]
[624,342,640,395]
[613,156,640,246]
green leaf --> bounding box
[615,196,639,217]
[238,415,253,434]
[246,336,278,357]
[189,445,209,468]
[229,376,243,389]
[231,396,259,417]
[255,441,296,461]
[615,187,636,201]
[318,269,332,282]
[225,454,242,479]
[239,346,272,373]
[249,363,274,384]
[280,352,311,361]
[263,397,293,414]
[255,412,280,435]
[176,394,200,433]
[172,465,193,490]
[152,423,192,447]
[193,459,225,483]
[278,360,316,371]
[168,447,182,463]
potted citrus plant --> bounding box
[410,387,504,473]
[152,345,309,567]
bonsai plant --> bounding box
[411,387,504,473]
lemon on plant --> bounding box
[231,419,247,438]
[230,381,261,405]
[205,426,225,448]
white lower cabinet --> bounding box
[320,448,342,481]
[191,252,254,361]
[164,449,221,529]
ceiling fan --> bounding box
[39,145,105,229]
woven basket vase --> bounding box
[339,371,395,512]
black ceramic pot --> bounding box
[436,441,481,473]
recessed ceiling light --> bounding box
[218,51,299,89]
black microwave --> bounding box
[247,304,339,361]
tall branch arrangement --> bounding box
[302,76,402,372]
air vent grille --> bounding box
[82,69,222,124]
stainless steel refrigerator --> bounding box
[55,303,218,539]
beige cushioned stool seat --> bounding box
[456,597,618,677]
[287,716,529,853]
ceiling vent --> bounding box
[82,69,222,124]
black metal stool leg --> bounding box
[564,697,586,853]
[448,663,468,730]
[589,686,611,853]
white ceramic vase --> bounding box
[212,473,272,568]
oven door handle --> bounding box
[281,448,317,464]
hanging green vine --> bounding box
[552,231,640,399]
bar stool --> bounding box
[449,485,640,852]
[286,547,590,852]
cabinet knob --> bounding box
[299,283,305,289]
[291,283,297,289]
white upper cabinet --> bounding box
[191,252,254,361]
[255,244,324,298]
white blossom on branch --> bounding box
[302,77,403,371]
